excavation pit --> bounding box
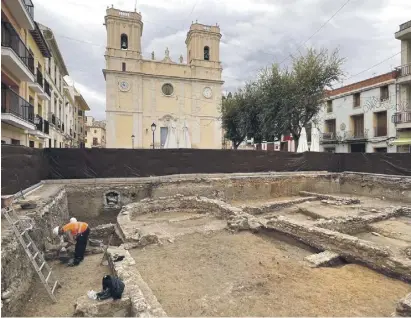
[2,171,411,317]
[130,230,410,317]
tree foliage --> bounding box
[221,48,345,149]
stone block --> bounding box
[304,251,341,267]
[74,295,131,317]
[396,293,411,317]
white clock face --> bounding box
[203,87,212,99]
[119,80,130,92]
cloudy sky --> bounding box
[34,0,410,120]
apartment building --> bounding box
[1,0,90,148]
[1,0,51,147]
[393,20,411,153]
[317,72,398,153]
[85,116,106,148]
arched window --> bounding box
[204,46,210,60]
[121,34,128,49]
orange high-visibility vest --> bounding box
[62,222,88,236]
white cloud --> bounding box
[32,0,411,119]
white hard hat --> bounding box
[53,226,59,236]
[70,217,77,223]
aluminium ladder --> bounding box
[2,204,60,302]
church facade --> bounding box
[103,7,224,149]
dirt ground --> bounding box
[20,254,109,317]
[131,230,410,317]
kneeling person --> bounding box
[53,221,90,266]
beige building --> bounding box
[1,0,51,147]
[393,20,411,152]
[103,7,224,149]
[85,116,106,148]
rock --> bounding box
[74,295,131,317]
[304,251,341,268]
[1,290,12,300]
[371,232,382,237]
[167,238,174,243]
[396,293,411,317]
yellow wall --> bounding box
[114,114,133,148]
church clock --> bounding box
[118,80,130,92]
[203,87,212,99]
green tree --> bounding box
[259,48,344,149]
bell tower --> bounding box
[104,7,143,56]
[185,22,221,67]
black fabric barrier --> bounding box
[1,146,410,195]
[1,145,49,196]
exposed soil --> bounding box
[20,254,110,317]
[131,230,410,317]
[124,210,227,240]
[368,217,411,243]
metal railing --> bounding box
[399,20,411,32]
[322,132,336,140]
[48,113,56,125]
[396,63,411,77]
[392,111,411,124]
[346,130,367,139]
[34,115,43,131]
[36,68,43,87]
[374,126,387,137]
[1,86,34,123]
[1,21,34,74]
[44,120,50,134]
[44,79,51,96]
[23,0,34,20]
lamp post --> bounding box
[131,134,135,149]
[151,122,156,149]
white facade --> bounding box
[316,76,398,153]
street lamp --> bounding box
[131,134,135,149]
[151,123,156,149]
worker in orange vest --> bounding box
[53,221,90,266]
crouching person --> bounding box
[53,221,90,266]
[96,275,125,301]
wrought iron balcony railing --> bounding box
[346,130,367,139]
[36,68,43,87]
[1,21,34,74]
[1,86,34,123]
[44,120,50,134]
[392,111,411,124]
[322,132,336,140]
[44,79,51,96]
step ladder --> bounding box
[2,204,60,302]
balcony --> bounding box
[392,111,411,129]
[28,68,46,98]
[320,132,337,144]
[1,85,35,130]
[395,20,411,40]
[32,115,49,139]
[48,113,56,126]
[345,130,368,141]
[44,120,50,134]
[1,21,35,82]
[396,63,411,84]
[374,126,387,138]
[2,0,35,30]
[44,79,51,97]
